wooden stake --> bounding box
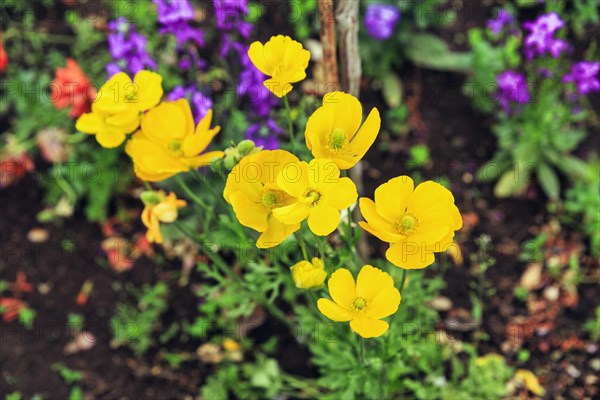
[318,0,339,92]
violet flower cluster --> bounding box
[496,70,530,113]
[153,0,205,70]
[212,0,282,149]
[487,9,514,35]
[364,4,401,41]
[167,86,213,124]
[563,61,600,96]
[523,12,569,60]
[106,17,156,77]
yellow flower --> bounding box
[475,353,504,367]
[223,149,301,248]
[305,91,380,170]
[272,158,357,236]
[359,176,462,269]
[515,369,545,396]
[222,338,241,352]
[290,257,327,289]
[141,191,186,244]
[317,265,401,338]
[76,70,163,148]
[125,99,224,182]
[247,35,310,98]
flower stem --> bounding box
[399,268,408,293]
[359,337,367,366]
[283,95,296,152]
[296,232,309,260]
[174,174,210,211]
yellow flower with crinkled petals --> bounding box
[359,176,462,269]
[290,257,327,289]
[141,190,186,244]
[76,70,163,148]
[125,99,223,182]
[223,149,301,248]
[247,35,310,98]
[272,158,357,236]
[305,91,380,170]
[317,265,401,338]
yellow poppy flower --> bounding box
[272,158,357,236]
[317,265,401,338]
[223,149,301,248]
[359,176,462,269]
[141,191,186,244]
[515,369,545,396]
[305,91,380,170]
[125,99,224,182]
[76,70,163,148]
[290,257,327,289]
[247,35,310,98]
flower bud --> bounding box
[140,190,162,206]
[290,257,327,289]
[237,139,255,156]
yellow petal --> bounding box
[75,112,103,133]
[358,221,403,244]
[350,316,389,338]
[324,177,357,210]
[183,109,220,156]
[366,286,401,319]
[185,151,225,168]
[317,298,353,322]
[355,265,394,302]
[386,241,436,269]
[307,204,340,236]
[94,72,132,114]
[349,107,380,161]
[252,149,300,183]
[276,160,310,198]
[375,176,414,221]
[326,92,362,139]
[96,128,126,148]
[133,70,164,111]
[256,218,299,248]
[223,156,263,203]
[263,77,293,98]
[515,369,545,396]
[272,202,310,225]
[407,181,455,219]
[247,41,271,75]
[141,101,188,144]
[358,198,403,243]
[304,104,334,152]
[104,107,140,133]
[307,158,340,189]
[229,191,269,232]
[327,268,355,309]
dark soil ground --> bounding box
[2,1,599,399]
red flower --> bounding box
[0,297,25,322]
[0,34,7,72]
[50,58,96,118]
[0,149,34,188]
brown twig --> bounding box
[318,0,339,92]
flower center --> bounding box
[168,140,182,156]
[328,128,347,152]
[395,212,419,236]
[303,189,321,206]
[353,297,367,311]
[261,190,282,208]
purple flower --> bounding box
[159,24,205,48]
[523,12,570,60]
[106,18,156,76]
[496,70,529,112]
[245,119,283,150]
[213,0,252,38]
[153,0,194,25]
[236,44,278,117]
[487,9,513,35]
[167,85,213,123]
[563,61,600,96]
[364,4,401,40]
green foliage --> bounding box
[583,307,600,342]
[51,362,83,385]
[289,0,319,40]
[564,158,600,257]
[111,282,170,355]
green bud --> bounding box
[140,190,161,206]
[223,155,238,171]
[210,157,224,173]
[237,139,256,156]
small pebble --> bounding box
[27,228,49,243]
[589,358,600,371]
[566,364,581,378]
[544,286,560,302]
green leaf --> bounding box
[403,34,473,72]
[382,72,403,108]
[494,169,528,198]
[537,163,560,200]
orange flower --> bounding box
[0,33,7,72]
[51,58,96,118]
